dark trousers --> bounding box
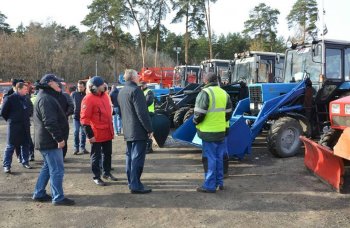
[62,140,68,158]
[91,140,112,179]
[126,140,147,191]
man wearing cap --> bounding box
[118,69,153,194]
[140,81,155,153]
[193,72,233,193]
[32,74,74,206]
[80,76,116,186]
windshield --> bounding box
[284,47,321,83]
[233,57,274,83]
[174,67,200,85]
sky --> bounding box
[1,0,349,40]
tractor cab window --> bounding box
[325,48,342,80]
[258,59,273,83]
[234,57,254,83]
[345,48,350,81]
[284,47,321,83]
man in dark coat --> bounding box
[1,82,32,173]
[118,69,153,194]
[71,80,88,154]
[32,74,74,206]
[57,83,74,159]
[109,85,122,135]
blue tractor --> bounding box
[173,39,350,158]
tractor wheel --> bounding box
[267,116,303,158]
[173,107,190,128]
[183,108,194,123]
[319,129,342,149]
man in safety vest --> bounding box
[140,81,155,153]
[193,72,233,193]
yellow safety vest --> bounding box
[196,86,228,133]
[143,88,155,113]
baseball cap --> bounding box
[40,74,64,84]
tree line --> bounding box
[0,0,318,83]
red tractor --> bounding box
[300,96,350,192]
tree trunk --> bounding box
[154,0,164,67]
[185,3,189,65]
[205,0,213,59]
[127,0,146,68]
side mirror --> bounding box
[276,54,281,64]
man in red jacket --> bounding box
[80,76,117,186]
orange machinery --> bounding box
[300,96,350,192]
[139,67,176,88]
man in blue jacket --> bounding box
[1,82,32,173]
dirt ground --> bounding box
[0,121,349,228]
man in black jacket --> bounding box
[32,74,74,206]
[118,69,153,194]
[71,80,88,154]
[1,82,32,173]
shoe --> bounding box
[102,174,118,181]
[33,194,52,202]
[73,149,79,155]
[82,149,89,154]
[53,198,75,206]
[22,164,32,169]
[30,157,35,162]
[218,186,224,191]
[130,188,152,194]
[93,178,106,186]
[196,186,216,193]
[4,167,11,173]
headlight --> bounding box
[345,104,350,114]
[331,104,340,114]
[250,103,255,110]
[258,104,263,110]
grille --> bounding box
[249,86,262,103]
[332,116,350,128]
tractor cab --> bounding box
[174,65,200,87]
[199,59,233,85]
[233,51,285,84]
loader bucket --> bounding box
[152,113,171,147]
[172,116,200,147]
[226,116,252,159]
[300,136,345,192]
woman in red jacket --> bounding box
[80,76,116,186]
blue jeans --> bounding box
[73,119,86,151]
[202,140,225,191]
[126,140,147,191]
[3,143,29,168]
[33,148,65,203]
[113,107,122,134]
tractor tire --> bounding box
[183,108,194,123]
[173,107,190,128]
[319,129,342,149]
[267,116,303,158]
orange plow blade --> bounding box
[300,136,345,192]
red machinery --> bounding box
[139,67,176,88]
[300,96,350,192]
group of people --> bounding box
[1,69,232,206]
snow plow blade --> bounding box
[300,136,346,192]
